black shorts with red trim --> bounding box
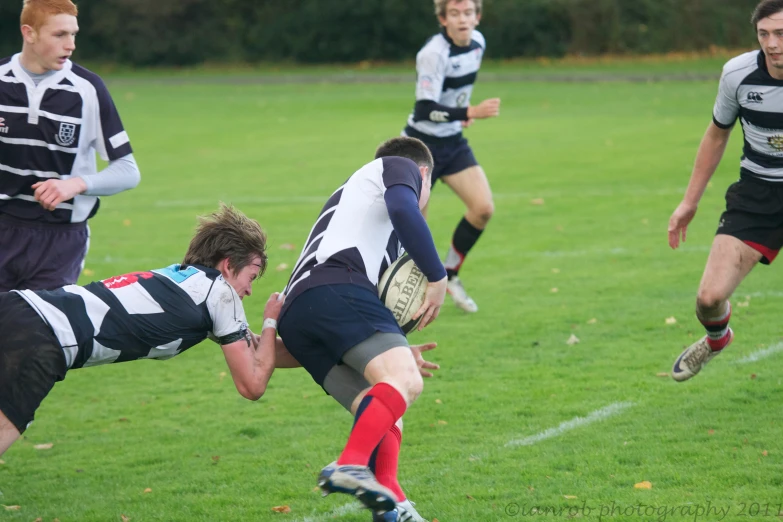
[717,174,783,264]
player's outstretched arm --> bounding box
[410,342,440,377]
[467,98,501,120]
[220,292,284,400]
[668,122,732,249]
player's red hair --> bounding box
[20,0,78,31]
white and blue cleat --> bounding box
[371,499,428,521]
[318,461,397,514]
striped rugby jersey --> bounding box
[405,29,485,139]
[0,54,133,223]
[280,157,422,316]
[714,50,783,181]
[13,264,249,369]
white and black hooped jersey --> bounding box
[0,54,133,223]
[714,50,783,181]
[281,156,422,314]
[13,265,249,370]
[405,30,485,139]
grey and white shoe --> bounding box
[318,461,397,514]
[447,276,478,313]
[372,499,428,522]
[672,329,733,382]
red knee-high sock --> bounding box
[338,383,407,466]
[373,424,405,502]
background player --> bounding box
[0,0,140,291]
[669,0,783,381]
[402,0,500,313]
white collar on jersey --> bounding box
[10,53,72,91]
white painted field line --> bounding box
[736,342,783,364]
[295,502,361,522]
[505,401,635,448]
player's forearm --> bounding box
[273,337,301,368]
[414,100,469,123]
[244,328,277,399]
[80,153,140,196]
[683,123,732,206]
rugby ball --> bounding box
[378,254,428,334]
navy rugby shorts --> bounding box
[0,214,89,291]
[278,284,404,386]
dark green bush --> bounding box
[0,0,762,65]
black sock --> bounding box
[444,217,484,279]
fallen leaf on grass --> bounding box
[751,374,757,380]
[737,301,750,308]
[550,287,559,293]
[656,372,669,378]
[34,443,53,450]
[551,268,560,274]
[437,420,448,425]
[279,243,296,251]
[83,268,95,277]
[763,450,769,457]
[211,456,220,463]
[566,334,580,345]
[34,518,43,522]
[121,515,131,522]
[634,481,653,490]
[219,371,227,381]
[143,488,152,494]
[2,505,20,511]
[275,263,289,271]
[122,219,132,227]
[271,506,291,513]
[432,519,440,522]
[530,198,545,206]
[0,459,4,464]
[435,399,443,404]
[564,495,577,499]
[665,317,677,325]
[708,429,716,435]
[587,318,597,324]
[466,495,475,501]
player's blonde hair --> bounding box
[434,0,482,19]
[21,0,78,31]
[183,204,268,277]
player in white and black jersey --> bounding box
[0,205,297,457]
[402,0,500,315]
[669,0,783,381]
[0,0,140,292]
[278,137,446,520]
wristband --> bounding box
[262,318,278,331]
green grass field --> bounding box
[2,60,783,522]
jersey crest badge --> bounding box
[768,135,783,152]
[55,122,77,146]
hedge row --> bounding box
[0,0,762,65]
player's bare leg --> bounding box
[673,235,762,381]
[0,410,21,457]
[319,347,422,514]
[441,166,494,312]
